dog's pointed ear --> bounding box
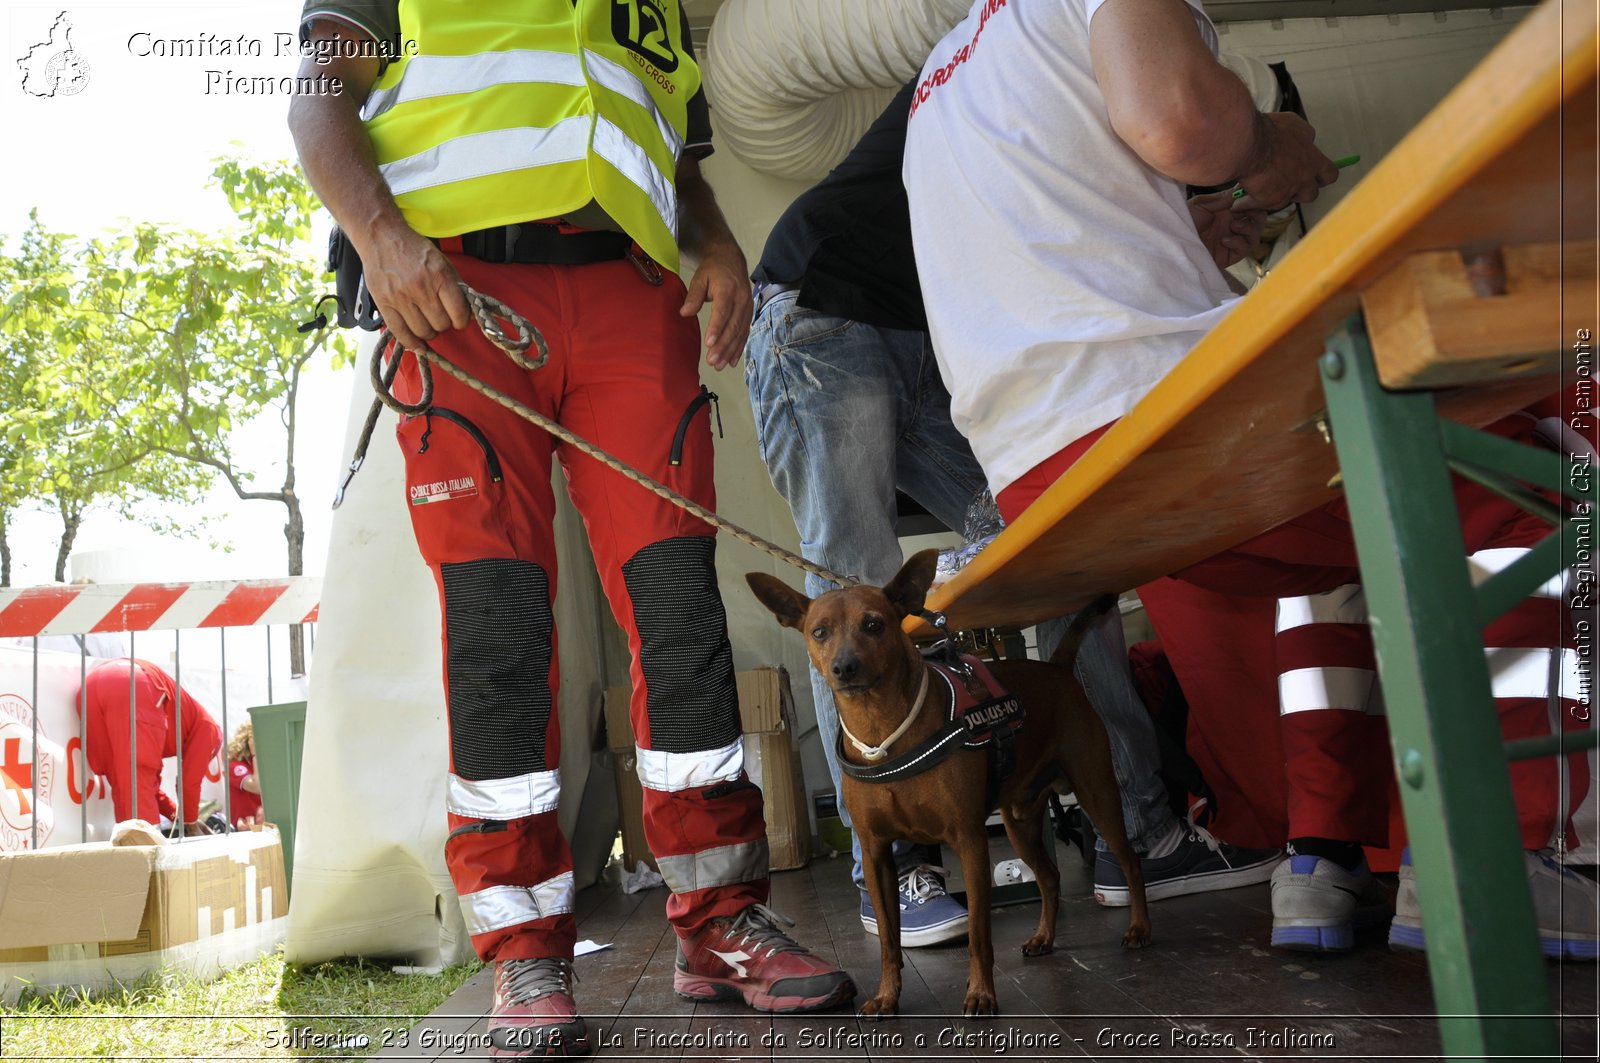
[883,549,940,620]
[745,572,812,630]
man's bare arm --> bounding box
[676,155,752,371]
[286,21,469,351]
[1089,0,1337,209]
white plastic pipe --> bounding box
[704,0,974,182]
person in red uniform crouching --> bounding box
[288,2,854,1057]
[79,658,223,837]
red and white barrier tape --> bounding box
[0,578,321,637]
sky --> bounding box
[1,1,355,587]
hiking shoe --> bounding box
[1095,815,1281,906]
[1270,852,1390,952]
[1391,848,1599,961]
[674,903,856,1013]
[488,957,589,1060]
[859,865,969,946]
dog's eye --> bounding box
[862,617,884,634]
[811,626,829,641]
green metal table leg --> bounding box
[1319,315,1556,1060]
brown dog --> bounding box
[747,550,1151,1019]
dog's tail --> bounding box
[1046,594,1120,669]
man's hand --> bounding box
[675,155,751,370]
[356,221,472,353]
[681,240,752,370]
[182,819,215,837]
[1231,112,1340,212]
[288,21,469,353]
[1189,191,1266,270]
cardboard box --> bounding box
[0,828,289,1001]
[607,667,811,875]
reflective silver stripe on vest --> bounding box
[592,116,677,237]
[655,839,768,895]
[461,872,575,936]
[634,736,743,792]
[361,50,587,121]
[582,49,684,164]
[380,118,591,197]
[447,768,561,819]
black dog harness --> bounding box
[838,653,1025,810]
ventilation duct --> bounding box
[704,0,974,181]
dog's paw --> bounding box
[1020,934,1054,957]
[857,996,898,1021]
[962,990,999,1018]
[1121,923,1153,950]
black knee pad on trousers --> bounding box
[441,558,555,779]
[622,537,740,754]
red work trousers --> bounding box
[392,251,766,964]
[80,658,223,826]
[999,413,1589,851]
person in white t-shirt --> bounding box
[905,0,1596,961]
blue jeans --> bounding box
[1037,610,1175,854]
[745,292,1174,885]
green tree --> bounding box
[0,217,212,585]
[1,160,355,675]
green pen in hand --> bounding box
[1233,154,1361,200]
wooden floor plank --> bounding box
[374,849,1600,1061]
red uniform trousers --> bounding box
[999,413,1589,852]
[393,251,767,965]
[80,658,223,826]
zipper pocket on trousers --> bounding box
[447,819,508,846]
[670,385,722,467]
[419,408,505,483]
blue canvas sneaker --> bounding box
[859,864,969,946]
[1095,815,1281,906]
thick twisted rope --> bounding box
[339,282,857,589]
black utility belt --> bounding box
[448,223,634,265]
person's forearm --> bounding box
[288,77,407,259]
[676,159,741,268]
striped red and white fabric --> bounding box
[0,578,321,637]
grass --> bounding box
[0,949,482,1061]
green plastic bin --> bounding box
[248,701,307,895]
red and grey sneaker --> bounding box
[487,957,590,1060]
[673,903,856,1013]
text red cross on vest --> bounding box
[2,737,33,816]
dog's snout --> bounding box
[831,654,860,682]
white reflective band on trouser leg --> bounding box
[1487,647,1585,701]
[635,737,744,792]
[448,768,561,819]
[1279,667,1384,716]
[362,50,587,121]
[461,873,575,936]
[1468,548,1569,599]
[591,117,677,238]
[1276,585,1368,634]
[656,840,769,895]
[379,118,592,198]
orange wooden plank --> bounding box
[922,0,1596,633]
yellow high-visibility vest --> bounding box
[364,0,699,273]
